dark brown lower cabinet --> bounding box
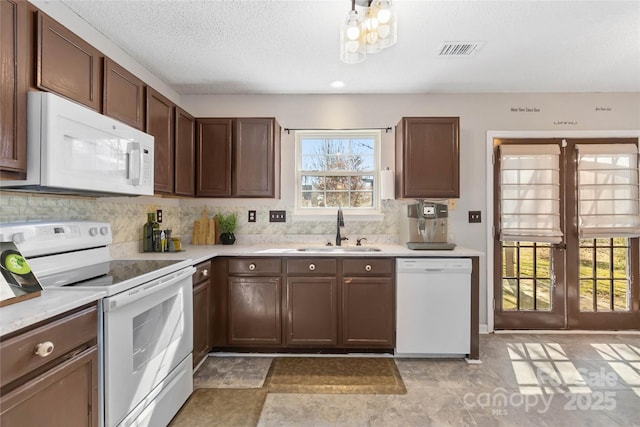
[212,257,395,351]
[192,260,212,367]
[0,346,98,426]
[228,277,282,346]
[0,303,99,426]
[285,277,338,346]
[343,277,395,347]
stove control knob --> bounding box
[100,226,109,236]
[11,232,25,243]
[89,227,98,236]
[34,341,54,358]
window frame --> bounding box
[294,129,382,215]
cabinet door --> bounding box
[196,118,232,197]
[395,117,460,199]
[103,58,145,130]
[174,107,195,197]
[233,118,280,198]
[0,0,28,177]
[0,346,99,427]
[146,88,175,194]
[36,12,102,111]
[228,277,281,345]
[342,277,394,347]
[193,280,211,367]
[285,277,338,346]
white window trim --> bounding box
[293,129,382,221]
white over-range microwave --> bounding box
[1,91,154,196]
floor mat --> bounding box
[264,357,407,394]
[169,388,267,427]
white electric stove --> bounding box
[0,220,195,427]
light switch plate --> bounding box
[156,209,163,223]
[468,211,481,223]
[269,210,286,222]
[248,210,256,222]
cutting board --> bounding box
[192,210,216,245]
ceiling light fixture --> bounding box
[340,0,397,64]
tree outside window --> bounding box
[296,131,379,210]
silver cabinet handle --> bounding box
[365,264,372,272]
[249,263,256,271]
[202,269,209,277]
[309,263,316,271]
[34,341,54,358]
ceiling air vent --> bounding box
[437,41,484,57]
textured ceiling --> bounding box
[59,0,640,95]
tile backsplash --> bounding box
[0,193,404,245]
[0,193,180,246]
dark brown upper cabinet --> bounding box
[233,118,280,198]
[196,117,280,198]
[174,107,195,197]
[146,88,175,194]
[0,0,29,178]
[395,117,460,199]
[103,58,145,130]
[36,11,102,111]
[196,118,233,197]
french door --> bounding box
[493,137,640,330]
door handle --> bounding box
[127,141,141,185]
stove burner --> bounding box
[61,259,184,288]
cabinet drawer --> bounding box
[343,258,393,276]
[287,258,337,275]
[193,260,212,285]
[0,304,97,387]
[229,258,281,275]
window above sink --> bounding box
[294,130,381,215]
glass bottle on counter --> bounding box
[143,212,159,252]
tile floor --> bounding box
[183,333,640,426]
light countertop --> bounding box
[2,243,483,337]
[0,288,106,336]
[118,243,484,265]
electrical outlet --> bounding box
[156,209,163,223]
[269,210,286,222]
[448,199,457,211]
[468,210,481,223]
[248,210,256,222]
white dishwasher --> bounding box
[396,258,472,357]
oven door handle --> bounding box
[104,266,196,312]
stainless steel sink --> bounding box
[296,247,382,253]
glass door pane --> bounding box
[578,238,631,312]
[501,242,553,311]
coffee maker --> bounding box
[400,200,456,250]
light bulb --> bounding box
[366,31,378,45]
[346,25,360,40]
[364,16,379,31]
[378,9,391,24]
